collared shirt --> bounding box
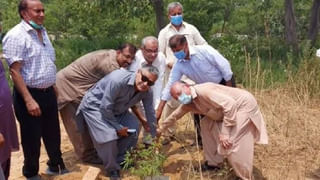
[77,69,157,142]
[161,45,233,101]
[158,21,207,67]
[56,49,120,109]
[128,50,166,109]
[2,20,56,88]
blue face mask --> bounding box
[174,49,186,60]
[178,92,192,104]
[29,20,42,30]
[170,15,183,26]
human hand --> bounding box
[0,133,5,148]
[141,119,150,132]
[117,127,129,137]
[219,134,232,149]
[156,128,162,138]
[26,98,41,117]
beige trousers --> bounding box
[201,117,255,180]
[59,103,96,161]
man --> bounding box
[76,65,158,179]
[2,0,68,179]
[128,36,165,145]
[129,36,165,109]
[56,43,137,164]
[157,34,235,146]
[158,82,268,180]
[158,2,208,143]
[0,61,19,180]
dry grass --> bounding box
[9,56,320,179]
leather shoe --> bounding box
[197,161,221,172]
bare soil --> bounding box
[9,88,320,180]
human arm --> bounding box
[131,105,150,132]
[157,105,190,136]
[152,54,166,110]
[156,100,167,121]
[206,46,233,84]
[10,62,41,117]
[142,91,157,137]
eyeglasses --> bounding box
[143,48,158,54]
[141,73,155,86]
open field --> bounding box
[8,86,320,180]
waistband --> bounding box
[27,86,54,93]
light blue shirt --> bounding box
[2,20,56,88]
[161,45,233,101]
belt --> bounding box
[27,86,53,93]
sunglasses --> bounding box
[141,73,155,86]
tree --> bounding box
[149,0,165,35]
[284,0,298,51]
[308,0,320,46]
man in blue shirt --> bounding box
[76,65,158,179]
[156,34,236,171]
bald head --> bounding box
[170,81,190,100]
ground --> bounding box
[8,88,320,180]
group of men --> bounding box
[1,0,268,180]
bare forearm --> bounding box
[131,105,146,123]
[10,67,33,103]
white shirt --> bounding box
[158,21,207,67]
[129,50,166,108]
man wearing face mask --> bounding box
[56,43,136,164]
[156,34,236,170]
[158,81,268,180]
[2,0,68,179]
[76,65,158,179]
[157,1,208,145]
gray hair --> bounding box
[141,36,158,48]
[141,64,159,78]
[167,2,183,13]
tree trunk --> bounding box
[149,0,166,35]
[284,0,299,51]
[308,0,320,46]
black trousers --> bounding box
[13,87,64,178]
[193,76,236,146]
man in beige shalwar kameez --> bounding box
[56,43,137,164]
[158,82,268,180]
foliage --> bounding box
[122,139,166,178]
[1,0,320,89]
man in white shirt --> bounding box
[129,36,166,109]
[157,2,208,145]
[129,36,166,144]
